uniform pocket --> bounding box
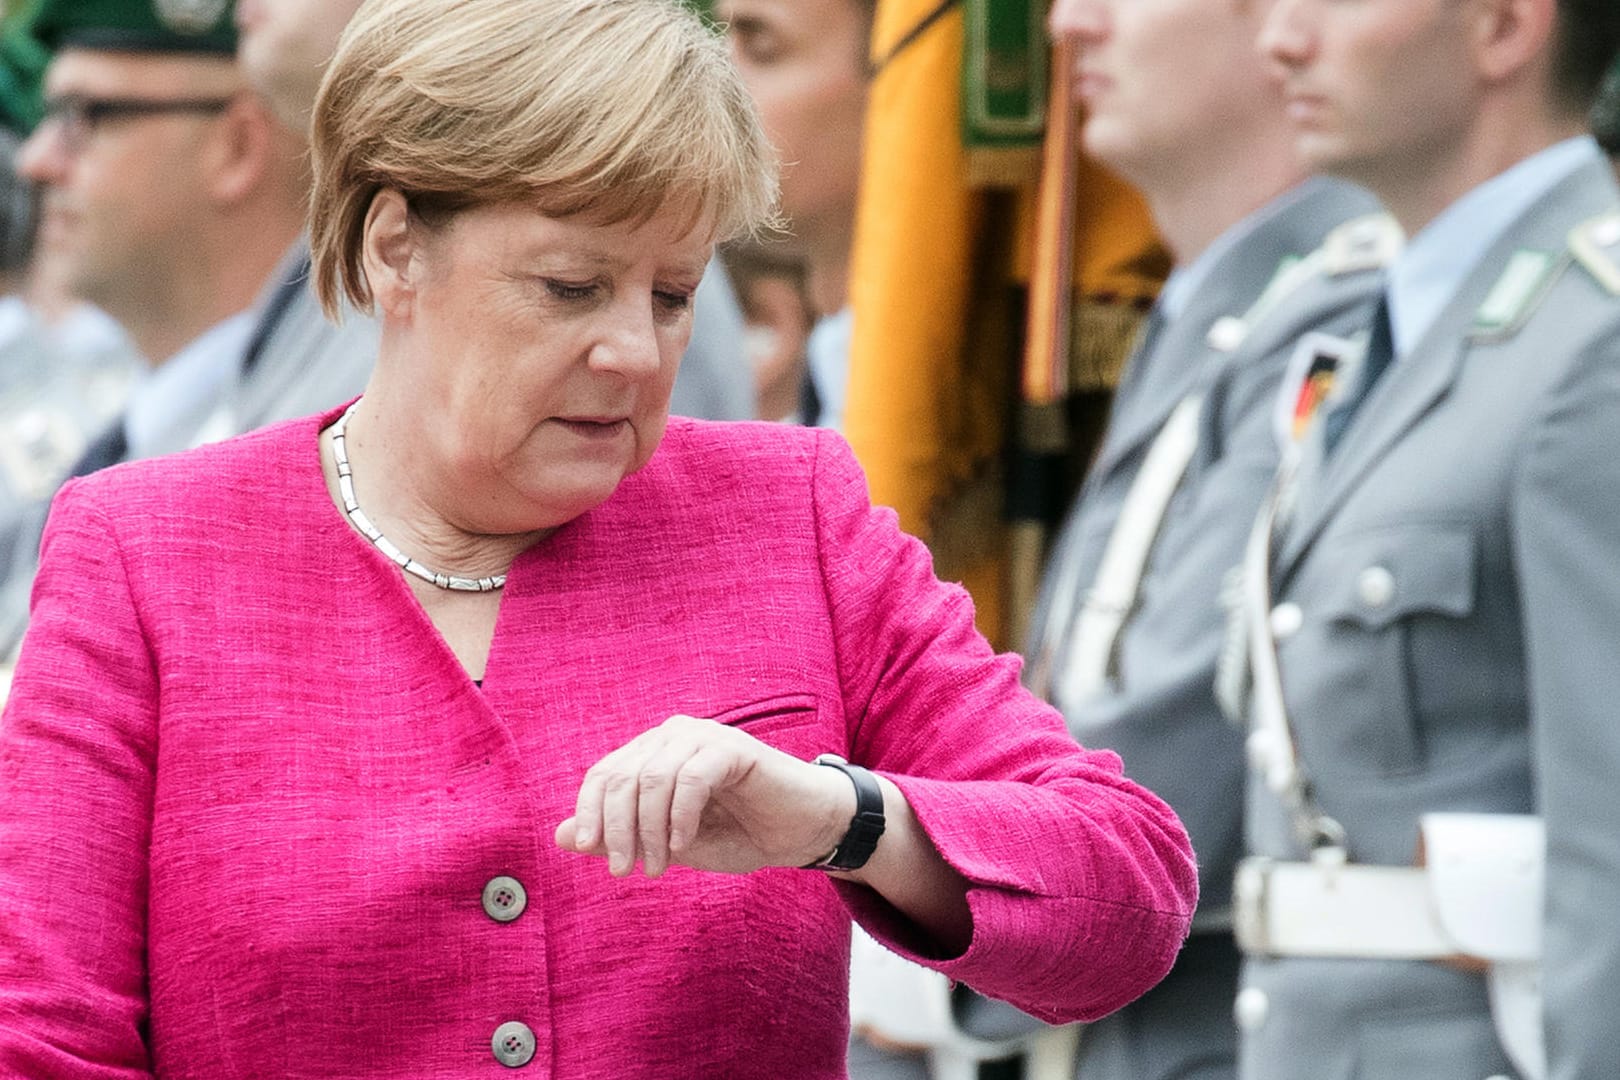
[1311,521,1479,776]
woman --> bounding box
[0,0,1196,1075]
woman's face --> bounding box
[378,197,713,534]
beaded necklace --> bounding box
[330,402,507,592]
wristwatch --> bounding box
[803,753,886,871]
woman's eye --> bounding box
[545,279,598,301]
[654,290,693,314]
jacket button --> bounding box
[1357,565,1395,609]
[492,1021,536,1068]
[483,876,527,923]
[1268,602,1303,640]
[1234,987,1269,1031]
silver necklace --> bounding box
[330,402,507,592]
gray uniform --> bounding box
[1238,151,1620,1080]
[0,306,138,593]
[1016,178,1384,1080]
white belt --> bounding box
[1234,814,1547,1080]
[1235,813,1543,963]
[1234,855,1453,960]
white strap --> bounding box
[1055,395,1203,704]
[1240,459,1305,801]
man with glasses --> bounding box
[0,0,310,655]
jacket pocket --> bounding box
[1311,521,1479,776]
[707,692,822,758]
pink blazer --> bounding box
[0,409,1195,1078]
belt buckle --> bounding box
[1233,856,1275,957]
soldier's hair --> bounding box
[308,0,780,318]
[1552,1,1620,114]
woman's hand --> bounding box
[554,714,854,878]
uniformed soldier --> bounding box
[1002,1,1390,1078]
[0,0,311,655]
[1232,3,1620,1078]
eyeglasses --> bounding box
[37,94,235,155]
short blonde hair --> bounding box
[309,0,780,317]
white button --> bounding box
[1245,729,1278,772]
[1268,602,1303,640]
[1207,316,1248,352]
[1357,566,1395,609]
[492,1021,536,1068]
[1234,987,1269,1031]
[482,876,527,923]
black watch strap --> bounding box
[803,753,886,871]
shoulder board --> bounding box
[1210,251,1320,352]
[1320,212,1403,277]
[1470,248,1566,341]
[1569,211,1620,296]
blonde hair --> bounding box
[309,0,780,317]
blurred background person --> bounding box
[723,239,813,420]
[720,0,868,430]
[1007,0,1390,1078]
[0,0,311,656]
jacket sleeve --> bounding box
[807,429,1197,1024]
[1510,329,1620,1080]
[0,478,158,1078]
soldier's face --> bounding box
[236,0,365,130]
[717,0,868,263]
[1259,0,1479,192]
[18,50,238,326]
[1050,0,1283,188]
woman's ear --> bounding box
[361,189,419,318]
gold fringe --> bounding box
[964,146,1041,189]
[1069,300,1148,392]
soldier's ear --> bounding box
[1468,0,1556,87]
[361,188,421,319]
[203,95,275,205]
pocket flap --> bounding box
[1321,523,1477,630]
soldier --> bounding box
[0,0,311,655]
[1232,2,1620,1078]
[1009,0,1389,1077]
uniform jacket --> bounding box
[218,242,379,437]
[1019,178,1384,1080]
[0,411,1196,1079]
[1241,154,1620,1080]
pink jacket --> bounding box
[0,410,1195,1078]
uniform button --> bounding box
[1233,987,1269,1032]
[1357,565,1396,609]
[491,1021,536,1068]
[1268,602,1303,640]
[482,876,527,923]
